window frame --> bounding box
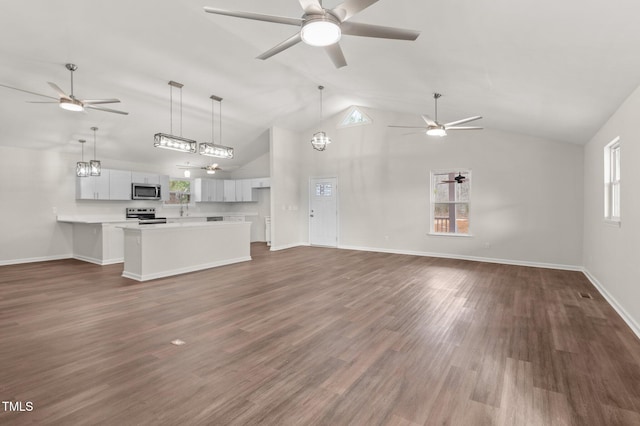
[429,169,472,237]
[604,137,621,225]
[163,177,194,207]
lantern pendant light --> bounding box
[76,139,90,177]
[199,94,234,159]
[90,126,101,176]
[311,85,331,151]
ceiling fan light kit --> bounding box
[389,92,483,137]
[0,63,129,115]
[203,0,420,68]
[301,15,341,46]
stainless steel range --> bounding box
[126,207,167,225]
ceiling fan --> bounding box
[389,93,482,137]
[203,0,420,68]
[177,163,232,175]
[439,172,468,184]
[0,63,128,115]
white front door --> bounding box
[309,177,337,247]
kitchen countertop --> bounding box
[57,212,258,224]
[118,221,251,230]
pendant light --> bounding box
[199,94,234,159]
[76,139,90,177]
[311,85,331,151]
[154,81,197,153]
[89,126,101,176]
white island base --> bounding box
[120,222,251,281]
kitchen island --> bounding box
[119,221,251,281]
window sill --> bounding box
[603,219,621,227]
[428,232,473,238]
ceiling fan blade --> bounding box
[324,42,347,68]
[82,99,121,105]
[298,0,323,14]
[331,0,380,22]
[203,7,303,26]
[26,101,59,103]
[388,125,427,129]
[47,82,69,99]
[85,104,129,115]
[443,116,482,127]
[341,21,420,40]
[421,115,437,126]
[257,32,303,60]
[445,126,483,130]
[0,83,58,100]
[403,131,427,136]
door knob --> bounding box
[310,214,314,217]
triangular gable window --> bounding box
[339,106,372,128]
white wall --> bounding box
[269,126,305,250]
[583,85,640,335]
[293,107,584,268]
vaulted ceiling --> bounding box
[1,0,639,173]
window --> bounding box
[430,170,471,235]
[338,106,372,128]
[315,183,333,196]
[165,178,192,205]
[604,137,621,222]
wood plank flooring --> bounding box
[1,244,640,425]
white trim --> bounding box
[270,242,308,252]
[73,255,123,266]
[0,254,72,266]
[582,268,640,339]
[337,244,582,271]
[428,232,474,238]
[122,256,252,282]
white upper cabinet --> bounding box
[131,172,159,184]
[109,170,132,200]
[251,177,271,188]
[223,180,236,202]
[76,170,110,200]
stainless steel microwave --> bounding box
[132,183,161,200]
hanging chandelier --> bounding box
[76,139,89,177]
[154,81,197,153]
[199,94,234,159]
[90,126,101,176]
[311,85,331,151]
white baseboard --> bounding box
[582,268,640,339]
[122,256,252,282]
[0,254,72,266]
[337,245,583,271]
[72,255,124,266]
[270,242,308,252]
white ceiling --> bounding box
[1,0,640,173]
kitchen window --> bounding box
[430,170,471,236]
[165,178,192,205]
[604,137,621,223]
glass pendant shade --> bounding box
[90,127,101,176]
[76,139,89,177]
[311,131,331,151]
[199,142,234,159]
[154,133,197,153]
[310,86,331,151]
[90,160,101,176]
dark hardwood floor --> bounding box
[1,243,640,425]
